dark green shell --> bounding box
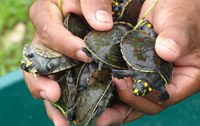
[20,43,80,75]
[121,30,173,83]
[112,0,144,25]
[51,66,81,121]
[75,63,113,126]
[64,13,91,39]
[84,22,133,69]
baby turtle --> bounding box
[112,30,173,101]
[82,22,133,70]
[74,63,114,126]
[64,13,91,39]
[20,43,80,75]
[51,66,81,121]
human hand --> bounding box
[23,0,114,125]
[109,0,200,125]
[23,0,200,126]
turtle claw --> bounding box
[156,87,169,102]
[158,92,169,102]
[111,69,125,79]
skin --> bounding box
[23,0,200,125]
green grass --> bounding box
[0,0,34,76]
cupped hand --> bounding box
[108,0,200,125]
[23,0,114,125]
[25,0,114,99]
[23,0,200,126]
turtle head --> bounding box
[132,79,153,96]
[20,56,37,74]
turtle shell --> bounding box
[74,63,113,126]
[20,43,80,75]
[51,66,81,121]
[64,13,91,39]
[121,30,173,83]
[34,42,62,58]
[84,22,133,69]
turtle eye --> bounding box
[25,52,34,58]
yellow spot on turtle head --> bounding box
[118,12,121,16]
[137,80,142,83]
[136,93,139,96]
[115,2,119,6]
[26,60,32,67]
[144,82,148,87]
[133,88,139,94]
[142,89,146,96]
[20,60,24,64]
[148,87,153,92]
[147,23,152,28]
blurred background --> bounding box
[0,0,34,76]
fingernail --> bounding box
[114,79,127,90]
[76,50,93,62]
[95,10,112,23]
[40,91,48,100]
[157,39,177,53]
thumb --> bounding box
[151,0,199,62]
[80,0,113,31]
[155,23,190,62]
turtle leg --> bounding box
[98,61,104,71]
[111,69,137,79]
[153,78,169,101]
[81,47,92,57]
[156,85,169,101]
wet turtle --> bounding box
[112,29,173,101]
[112,0,145,25]
[82,22,133,70]
[51,66,81,121]
[74,62,114,126]
[20,43,80,75]
[20,13,94,75]
[64,13,92,39]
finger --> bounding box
[44,100,70,126]
[23,71,61,102]
[29,0,92,62]
[96,104,144,126]
[61,0,82,16]
[140,0,199,62]
[80,0,113,31]
[29,0,63,33]
[113,78,165,115]
[39,23,92,62]
[155,23,192,62]
[166,66,200,105]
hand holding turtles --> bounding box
[113,0,200,121]
[23,0,200,126]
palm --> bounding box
[167,52,200,105]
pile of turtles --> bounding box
[20,0,173,125]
